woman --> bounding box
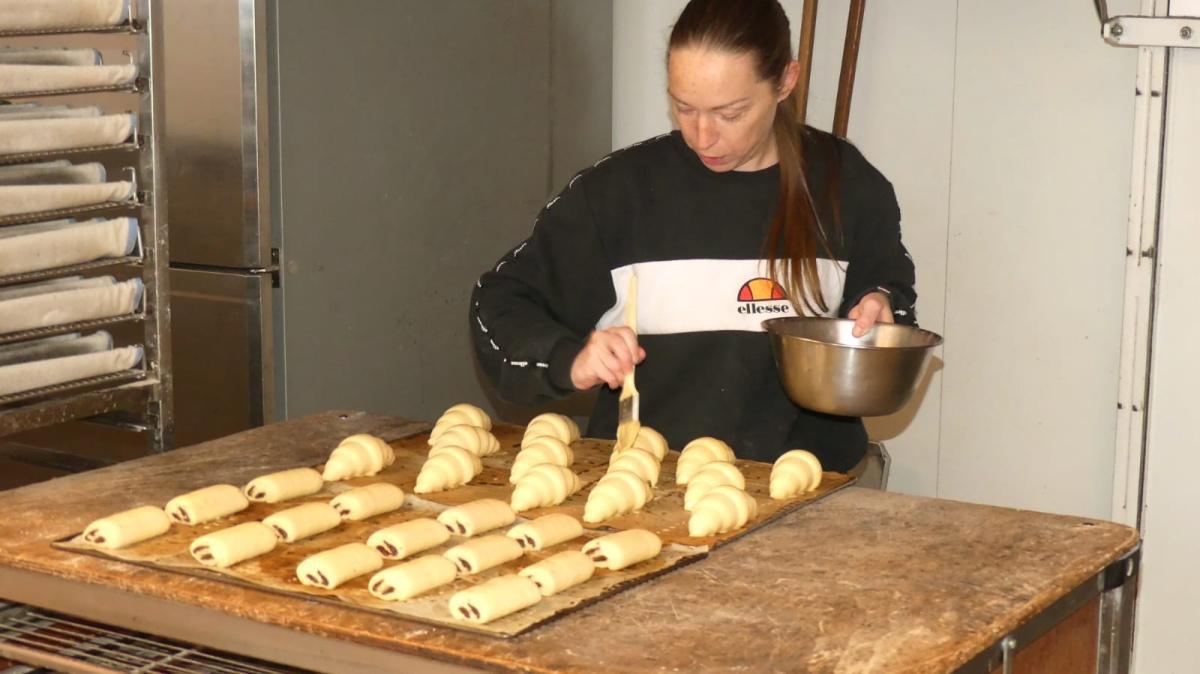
[470,0,916,474]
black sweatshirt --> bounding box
[470,128,916,472]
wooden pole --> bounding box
[832,0,866,138]
[795,0,819,126]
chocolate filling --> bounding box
[254,490,267,500]
[458,558,473,572]
[469,604,481,619]
[317,570,329,585]
[458,606,472,618]
[444,523,456,534]
[380,587,394,596]
[525,535,537,548]
[371,580,383,592]
[306,573,321,584]
[271,525,288,540]
[92,535,105,543]
[338,508,351,517]
[456,522,467,534]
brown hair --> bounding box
[669,0,839,315]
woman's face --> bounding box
[667,46,796,173]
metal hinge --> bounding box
[270,247,281,288]
[1094,0,1199,47]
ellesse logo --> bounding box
[736,277,792,315]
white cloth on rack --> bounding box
[0,104,101,121]
[0,113,134,155]
[0,47,100,66]
[0,345,142,398]
[0,161,105,185]
[0,0,129,32]
[0,276,142,334]
[0,275,113,301]
[0,218,76,239]
[0,330,111,367]
[0,64,136,96]
[0,181,133,218]
[0,217,136,276]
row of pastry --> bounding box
[420,402,828,537]
[82,433,399,550]
[288,497,664,626]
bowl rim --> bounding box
[761,317,944,352]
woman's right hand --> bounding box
[570,328,646,390]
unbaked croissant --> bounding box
[583,469,652,523]
[675,437,736,485]
[414,445,482,493]
[606,447,660,486]
[688,485,757,537]
[521,413,580,447]
[683,461,746,511]
[628,426,668,461]
[509,435,574,483]
[429,403,492,445]
[510,464,580,512]
[322,434,395,481]
[430,424,500,457]
[770,449,823,499]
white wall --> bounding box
[613,0,1136,518]
[1133,0,1200,668]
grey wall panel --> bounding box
[274,1,611,425]
[551,1,613,189]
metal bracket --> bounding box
[1000,636,1017,674]
[1104,16,1200,48]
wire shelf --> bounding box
[0,24,136,39]
[0,314,145,346]
[0,141,140,167]
[0,81,139,100]
[0,256,142,287]
[0,369,146,408]
[0,603,306,674]
[0,199,140,228]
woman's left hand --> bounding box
[847,291,894,337]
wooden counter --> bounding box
[0,411,1139,673]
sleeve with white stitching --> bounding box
[470,175,616,405]
[836,143,919,327]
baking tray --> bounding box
[55,423,851,638]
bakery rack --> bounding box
[0,0,173,451]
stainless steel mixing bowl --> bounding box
[763,317,943,417]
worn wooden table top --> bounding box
[0,411,1139,673]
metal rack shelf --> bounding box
[0,255,143,287]
[0,198,140,228]
[0,313,145,346]
[0,369,146,407]
[0,81,140,100]
[0,140,139,167]
[0,379,154,437]
[0,0,172,451]
[0,602,304,674]
[0,23,135,39]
